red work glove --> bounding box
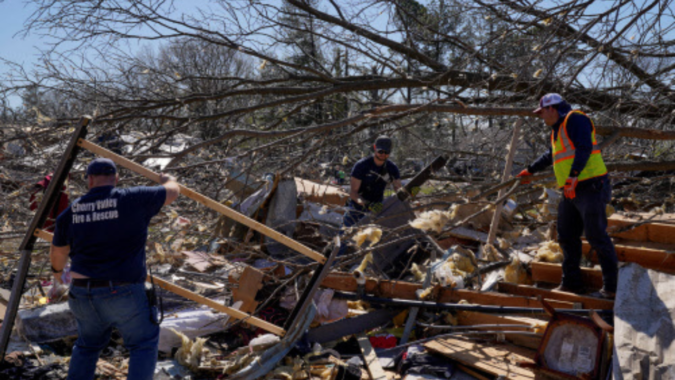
[563,177,578,199]
[516,169,533,184]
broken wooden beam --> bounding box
[530,262,604,289]
[606,216,675,244]
[149,276,286,336]
[321,273,574,309]
[77,139,327,264]
[582,241,675,275]
[485,119,522,249]
[495,282,613,310]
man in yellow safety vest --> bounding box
[517,93,617,299]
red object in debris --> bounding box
[369,334,397,349]
[29,174,69,232]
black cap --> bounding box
[374,136,392,152]
[86,158,117,178]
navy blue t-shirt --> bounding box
[351,156,400,203]
[53,185,166,283]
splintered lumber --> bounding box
[607,217,675,244]
[321,273,574,309]
[424,337,536,380]
[486,119,521,247]
[231,266,265,313]
[582,241,675,275]
[496,282,613,310]
[149,276,285,336]
[34,229,285,337]
[530,262,604,289]
[356,334,388,380]
[77,139,326,264]
[455,311,544,350]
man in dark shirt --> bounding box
[50,158,180,380]
[338,135,402,255]
[517,94,617,299]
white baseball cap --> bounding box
[533,93,565,114]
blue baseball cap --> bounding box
[534,93,564,114]
[86,158,117,178]
[374,136,392,152]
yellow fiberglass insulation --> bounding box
[172,328,208,372]
[355,252,374,273]
[504,256,533,285]
[410,262,426,282]
[497,237,511,250]
[534,240,563,263]
[482,243,501,262]
[352,227,382,247]
[438,245,476,280]
[409,210,453,233]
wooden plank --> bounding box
[455,311,543,350]
[320,273,574,309]
[439,288,574,310]
[77,139,327,264]
[496,282,614,310]
[150,276,285,336]
[34,228,54,242]
[357,334,388,380]
[607,216,675,244]
[582,241,675,275]
[486,119,521,246]
[530,262,604,289]
[424,337,536,380]
[34,229,285,336]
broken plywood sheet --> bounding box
[231,266,264,313]
[424,337,536,380]
[265,179,298,258]
[295,177,348,207]
[613,263,675,379]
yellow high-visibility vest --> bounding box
[552,110,607,188]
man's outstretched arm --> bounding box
[160,173,180,206]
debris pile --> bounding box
[1,132,675,380]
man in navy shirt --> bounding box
[517,93,617,299]
[338,136,402,255]
[50,158,179,380]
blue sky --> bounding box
[1,1,41,71]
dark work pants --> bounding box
[557,176,618,292]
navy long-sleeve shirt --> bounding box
[528,111,595,177]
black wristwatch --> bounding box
[51,265,63,274]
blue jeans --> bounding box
[67,282,159,380]
[557,176,618,292]
[338,201,369,256]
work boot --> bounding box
[551,283,585,295]
[589,288,616,300]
